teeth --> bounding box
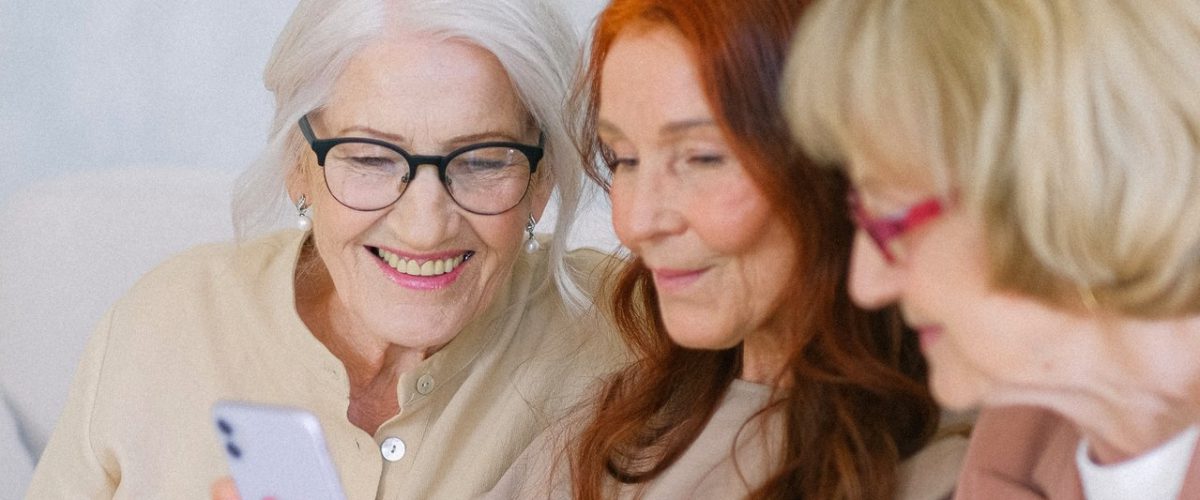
[376,248,466,277]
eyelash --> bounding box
[609,158,638,171]
[600,144,637,172]
[598,145,726,174]
[686,153,726,167]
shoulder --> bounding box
[899,406,1081,500]
[123,230,301,301]
[954,406,1082,499]
[967,405,1079,469]
[503,249,630,418]
[482,403,591,500]
[102,230,303,334]
[515,246,626,353]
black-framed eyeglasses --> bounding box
[298,115,544,215]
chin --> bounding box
[369,313,461,349]
[663,320,738,350]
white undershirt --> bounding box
[1076,426,1199,500]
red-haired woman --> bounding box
[487,0,967,498]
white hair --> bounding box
[233,0,593,310]
[784,0,1200,317]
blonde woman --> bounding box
[784,0,1200,498]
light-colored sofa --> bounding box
[0,167,237,498]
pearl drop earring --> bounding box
[296,195,312,231]
[524,215,540,253]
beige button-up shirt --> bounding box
[27,229,626,499]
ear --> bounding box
[285,157,311,204]
[529,171,553,221]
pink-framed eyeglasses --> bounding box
[846,188,944,264]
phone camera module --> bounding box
[226,442,242,459]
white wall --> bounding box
[0,0,609,204]
[0,3,290,202]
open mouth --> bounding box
[370,247,474,277]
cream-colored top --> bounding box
[26,229,627,500]
[487,380,968,499]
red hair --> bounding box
[569,0,939,498]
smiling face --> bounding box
[598,26,797,351]
[294,34,546,352]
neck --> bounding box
[739,324,790,387]
[1037,381,1198,464]
[294,242,434,434]
[1027,316,1200,464]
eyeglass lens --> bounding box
[846,189,944,264]
[322,141,533,214]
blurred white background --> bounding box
[0,0,609,204]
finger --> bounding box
[210,476,241,500]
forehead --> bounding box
[322,34,528,142]
[597,25,712,137]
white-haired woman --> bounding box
[27,0,625,498]
[784,0,1200,498]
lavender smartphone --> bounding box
[212,401,346,500]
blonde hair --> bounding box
[783,0,1200,317]
[232,0,594,309]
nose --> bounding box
[847,230,904,309]
[386,164,456,248]
[610,165,686,249]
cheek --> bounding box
[905,214,993,312]
[310,211,380,279]
[313,204,373,244]
[470,208,528,259]
[700,187,794,306]
[971,296,1066,361]
[690,182,773,252]
[607,176,638,246]
[309,170,380,239]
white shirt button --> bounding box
[380,437,406,462]
[417,374,435,395]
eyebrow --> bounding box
[596,120,623,138]
[337,126,532,149]
[597,117,718,139]
[661,118,717,136]
[444,131,532,148]
[339,126,407,143]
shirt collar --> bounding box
[1077,425,1200,500]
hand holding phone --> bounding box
[212,400,347,500]
[211,476,242,500]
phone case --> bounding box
[212,400,347,500]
